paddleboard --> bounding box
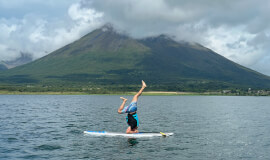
[83,131,174,138]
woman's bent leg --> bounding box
[117,97,127,114]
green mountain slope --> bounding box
[138,35,270,88]
[1,25,270,91]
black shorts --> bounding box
[126,113,139,130]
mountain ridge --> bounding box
[0,52,33,69]
[0,63,7,71]
[0,25,270,91]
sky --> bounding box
[0,0,270,76]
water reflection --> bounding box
[128,138,138,146]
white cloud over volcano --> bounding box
[0,0,270,75]
[0,1,103,61]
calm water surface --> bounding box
[0,95,270,160]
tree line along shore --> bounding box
[0,90,269,96]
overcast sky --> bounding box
[0,0,270,76]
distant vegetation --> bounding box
[0,83,269,96]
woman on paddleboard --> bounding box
[117,80,147,134]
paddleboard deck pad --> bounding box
[84,131,174,138]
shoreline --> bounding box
[0,90,268,96]
[0,91,185,95]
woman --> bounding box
[117,80,147,133]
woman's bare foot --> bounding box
[142,80,147,88]
[120,97,127,101]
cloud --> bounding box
[0,0,269,76]
[82,0,270,75]
[0,1,104,61]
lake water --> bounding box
[0,95,270,160]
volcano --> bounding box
[1,25,270,91]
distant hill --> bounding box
[1,25,270,91]
[0,63,7,71]
[1,53,33,69]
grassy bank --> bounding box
[1,90,267,96]
[0,90,88,95]
[0,90,204,95]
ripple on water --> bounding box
[7,137,18,142]
[68,129,82,135]
[21,154,39,159]
[34,144,63,151]
[65,124,75,128]
[1,95,270,160]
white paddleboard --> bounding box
[84,131,174,138]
